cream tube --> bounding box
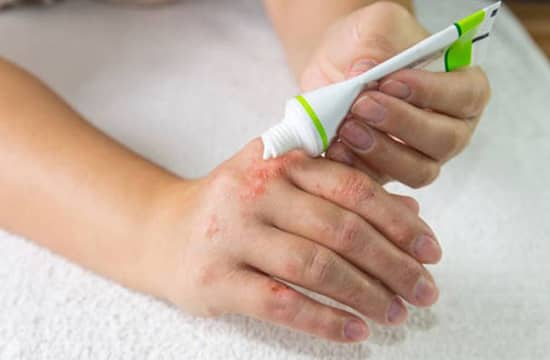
[261,1,502,160]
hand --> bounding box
[148,139,440,342]
[300,2,491,187]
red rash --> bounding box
[331,176,375,205]
[239,157,286,201]
[270,282,289,294]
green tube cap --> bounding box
[445,9,486,72]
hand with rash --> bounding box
[149,139,441,342]
[0,1,451,345]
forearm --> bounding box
[264,0,413,77]
[0,58,185,295]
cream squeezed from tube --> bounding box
[261,2,501,160]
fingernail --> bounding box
[365,81,379,90]
[380,80,411,99]
[413,235,442,263]
[340,121,374,152]
[352,96,386,124]
[327,145,354,166]
[348,60,377,78]
[414,277,439,305]
[344,319,369,341]
[387,297,407,324]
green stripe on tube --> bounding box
[295,95,329,152]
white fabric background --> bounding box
[1,0,549,359]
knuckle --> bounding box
[282,255,303,279]
[208,168,240,194]
[336,172,376,207]
[307,248,336,285]
[463,70,491,118]
[193,263,223,288]
[362,237,383,260]
[444,125,468,157]
[341,281,387,320]
[263,285,301,323]
[388,221,415,248]
[395,261,425,291]
[476,68,492,106]
[343,287,367,309]
[410,162,440,189]
[335,272,369,309]
[369,1,411,19]
[333,214,365,254]
[281,149,308,172]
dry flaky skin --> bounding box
[0,0,494,344]
[0,53,441,342]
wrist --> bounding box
[137,177,201,303]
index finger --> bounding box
[285,156,440,263]
[225,270,370,343]
[379,66,491,119]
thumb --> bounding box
[346,59,378,79]
[301,2,427,91]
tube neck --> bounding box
[261,122,302,160]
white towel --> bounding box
[0,0,549,358]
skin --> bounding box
[0,0,491,343]
[266,1,492,187]
[150,139,441,342]
[0,56,440,342]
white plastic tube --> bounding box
[262,1,501,159]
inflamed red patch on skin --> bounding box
[330,176,376,205]
[270,282,290,295]
[239,156,287,201]
[269,282,295,304]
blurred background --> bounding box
[508,0,550,57]
[1,0,549,57]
